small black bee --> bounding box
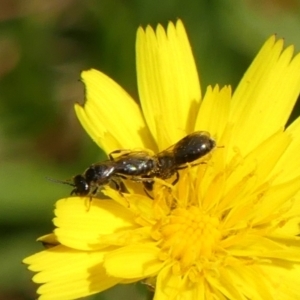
[70,150,158,196]
[142,131,216,190]
[71,160,116,196]
[54,131,215,196]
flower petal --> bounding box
[136,20,201,148]
[228,235,300,261]
[195,85,231,139]
[272,117,300,183]
[221,130,291,202]
[271,216,300,237]
[54,198,138,250]
[259,261,300,299]
[23,245,121,300]
[230,36,300,155]
[207,265,250,299]
[75,69,154,153]
[103,187,157,223]
[154,265,183,300]
[249,176,300,226]
[37,234,59,248]
[214,262,274,300]
[104,244,162,278]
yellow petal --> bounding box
[24,245,121,300]
[136,20,201,149]
[75,69,154,153]
[271,216,300,237]
[272,117,300,183]
[215,262,274,300]
[230,36,300,155]
[207,265,248,299]
[154,264,211,300]
[104,244,162,278]
[259,261,300,299]
[220,176,300,235]
[223,130,291,199]
[250,176,300,225]
[195,85,231,139]
[54,198,138,250]
[103,187,157,223]
[37,234,59,248]
[228,235,300,261]
[154,265,183,300]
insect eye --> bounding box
[72,175,89,196]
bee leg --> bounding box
[91,187,98,195]
[143,187,154,199]
[111,178,128,196]
[176,161,206,170]
[171,171,180,185]
[111,178,131,207]
[84,187,98,212]
[111,179,120,191]
[142,177,154,199]
[85,196,93,212]
[143,179,154,191]
[109,149,131,161]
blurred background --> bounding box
[1,0,300,299]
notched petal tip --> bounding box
[54,198,138,250]
[136,19,201,147]
[76,68,96,107]
[77,68,153,151]
[230,34,300,155]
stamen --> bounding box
[156,206,221,271]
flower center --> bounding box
[156,206,221,269]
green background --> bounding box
[1,0,300,299]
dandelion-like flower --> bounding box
[24,20,300,300]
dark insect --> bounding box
[53,131,215,197]
[142,131,216,190]
[71,160,116,196]
[70,150,158,196]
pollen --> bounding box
[157,206,221,270]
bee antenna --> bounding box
[45,176,75,187]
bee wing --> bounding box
[110,149,154,160]
[156,142,177,157]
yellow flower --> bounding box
[24,20,300,300]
